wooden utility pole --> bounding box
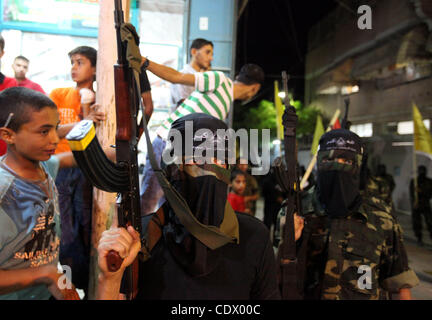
[88,0,131,300]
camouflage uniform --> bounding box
[275,189,419,300]
[364,175,397,218]
[320,195,418,299]
[276,129,418,299]
[366,176,391,204]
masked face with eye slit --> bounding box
[316,129,364,218]
[160,113,239,277]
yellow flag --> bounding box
[274,81,284,141]
[413,103,432,157]
[310,114,325,155]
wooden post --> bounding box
[88,0,130,300]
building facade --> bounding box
[304,0,432,212]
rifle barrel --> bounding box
[342,98,350,129]
[282,71,290,107]
[114,0,124,65]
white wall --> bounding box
[2,29,98,95]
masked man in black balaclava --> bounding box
[95,113,281,300]
[305,128,419,300]
[316,128,364,218]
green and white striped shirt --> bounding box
[156,71,233,139]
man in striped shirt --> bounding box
[170,38,214,108]
[140,57,264,215]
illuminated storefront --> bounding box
[0,0,183,98]
[0,0,236,162]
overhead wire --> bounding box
[285,0,304,63]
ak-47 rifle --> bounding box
[66,0,142,299]
[341,97,350,130]
[273,71,303,299]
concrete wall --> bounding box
[304,0,432,213]
[306,0,420,81]
[309,76,432,124]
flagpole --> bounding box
[274,80,284,158]
[411,102,432,212]
[300,109,341,189]
[413,143,418,209]
[412,103,418,210]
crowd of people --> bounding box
[0,31,425,301]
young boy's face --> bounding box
[231,174,246,195]
[11,106,60,162]
[70,54,95,85]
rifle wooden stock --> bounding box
[103,66,141,279]
[67,0,141,298]
[107,250,123,272]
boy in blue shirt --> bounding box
[0,87,79,300]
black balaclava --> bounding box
[161,113,237,277]
[316,129,364,218]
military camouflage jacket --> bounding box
[365,176,393,206]
[321,196,419,299]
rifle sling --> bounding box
[279,99,301,299]
[121,23,239,249]
[281,130,298,262]
[272,157,290,193]
[281,195,297,262]
[137,71,238,250]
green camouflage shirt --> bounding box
[275,190,419,300]
[365,175,393,207]
[321,195,419,299]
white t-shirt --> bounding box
[169,63,199,105]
